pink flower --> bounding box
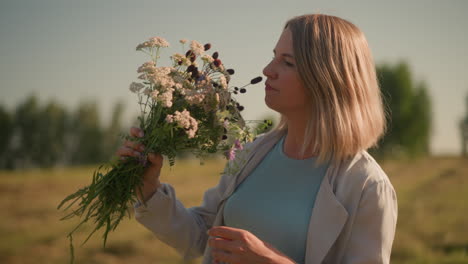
[226,148,236,161]
[234,140,243,150]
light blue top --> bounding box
[223,135,328,264]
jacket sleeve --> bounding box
[133,141,256,260]
[342,180,398,264]
[133,171,232,259]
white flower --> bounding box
[157,88,174,107]
[165,114,174,123]
[171,53,190,66]
[219,75,228,89]
[190,40,204,56]
[147,67,176,89]
[137,61,156,73]
[169,109,199,138]
[129,82,144,93]
[223,119,230,128]
[174,83,183,90]
[136,37,170,50]
[201,54,214,63]
[185,91,205,105]
[151,90,159,99]
[143,88,152,96]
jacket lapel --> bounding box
[305,174,348,264]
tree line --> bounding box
[0,61,434,170]
[0,97,126,169]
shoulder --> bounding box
[331,151,396,206]
[340,151,392,188]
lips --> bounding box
[265,82,278,91]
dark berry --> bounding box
[250,76,263,84]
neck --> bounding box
[283,114,317,159]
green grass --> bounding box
[0,156,467,263]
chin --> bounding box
[264,96,282,113]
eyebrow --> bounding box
[273,49,295,59]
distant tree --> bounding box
[36,101,68,167]
[13,95,42,168]
[102,101,125,160]
[69,101,105,165]
[403,82,432,156]
[372,61,432,159]
[0,104,13,169]
[460,93,468,157]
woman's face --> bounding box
[262,28,310,116]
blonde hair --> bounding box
[277,14,387,163]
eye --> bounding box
[271,56,295,67]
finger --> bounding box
[209,237,245,253]
[130,126,144,138]
[211,249,241,264]
[208,226,247,241]
[116,146,142,158]
[124,140,145,152]
[148,153,163,166]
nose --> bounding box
[262,59,278,79]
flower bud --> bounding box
[204,43,211,51]
[214,59,222,67]
[240,88,246,93]
[250,76,263,84]
[226,69,235,75]
[187,65,196,73]
[212,52,219,59]
[190,55,196,62]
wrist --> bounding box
[265,248,296,264]
[139,180,161,202]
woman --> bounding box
[117,14,397,264]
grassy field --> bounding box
[0,156,467,264]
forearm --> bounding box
[134,183,207,259]
[136,179,162,203]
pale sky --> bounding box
[1,0,467,155]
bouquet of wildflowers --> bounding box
[58,37,270,263]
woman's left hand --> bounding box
[207,226,296,264]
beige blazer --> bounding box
[135,129,398,264]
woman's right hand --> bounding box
[116,126,164,203]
